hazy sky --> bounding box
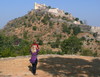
[0,0,100,29]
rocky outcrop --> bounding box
[91,26,100,41]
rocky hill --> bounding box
[1,3,100,55]
[0,55,100,77]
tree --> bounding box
[62,23,71,34]
[37,38,43,45]
[51,38,60,48]
[73,26,81,35]
[75,18,79,21]
[23,31,28,39]
[48,6,51,9]
[61,36,82,54]
[65,12,69,15]
[41,14,50,25]
[80,20,83,24]
[49,21,54,28]
[32,26,37,31]
[93,32,98,38]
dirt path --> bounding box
[0,55,100,77]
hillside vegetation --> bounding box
[0,3,100,57]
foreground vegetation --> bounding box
[0,33,98,58]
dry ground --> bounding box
[0,55,100,77]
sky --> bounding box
[0,0,100,29]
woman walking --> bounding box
[30,41,39,75]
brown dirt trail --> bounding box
[0,55,100,77]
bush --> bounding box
[1,48,17,57]
[41,14,50,25]
[56,51,65,55]
[28,23,32,27]
[49,21,54,28]
[75,18,79,21]
[39,48,55,54]
[62,23,71,34]
[37,39,43,45]
[65,12,69,15]
[23,31,28,39]
[93,32,98,38]
[80,21,83,24]
[51,42,59,48]
[51,38,60,48]
[32,26,37,31]
[0,34,31,58]
[48,6,51,9]
[80,37,86,41]
[61,36,82,54]
[73,26,81,35]
[81,49,96,56]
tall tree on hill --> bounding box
[61,36,82,54]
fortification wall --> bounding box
[91,26,100,34]
[91,26,100,41]
[34,3,46,10]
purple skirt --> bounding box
[30,49,39,63]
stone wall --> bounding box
[48,8,65,16]
[91,26,100,34]
[34,3,46,10]
[91,26,100,41]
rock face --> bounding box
[91,26,100,41]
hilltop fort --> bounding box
[34,3,80,24]
[34,3,100,40]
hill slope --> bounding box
[1,3,100,56]
[0,55,100,77]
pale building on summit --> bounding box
[34,3,65,16]
[34,2,46,10]
[48,8,65,16]
[34,3,81,24]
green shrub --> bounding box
[93,32,98,38]
[0,48,17,57]
[75,18,79,21]
[73,26,81,35]
[51,42,59,48]
[32,26,37,31]
[23,31,28,39]
[51,38,60,48]
[37,39,43,45]
[0,34,31,58]
[41,14,50,25]
[81,49,96,56]
[61,36,82,54]
[80,37,86,41]
[28,23,32,27]
[62,23,71,34]
[49,21,54,28]
[56,51,65,55]
[39,48,55,54]
[80,21,83,24]
[65,12,69,15]
[48,6,51,9]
